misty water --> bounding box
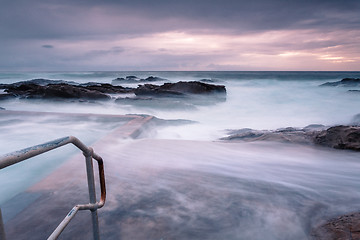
[1,71,360,239]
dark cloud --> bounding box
[1,0,359,40]
[0,0,359,70]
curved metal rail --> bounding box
[0,136,106,240]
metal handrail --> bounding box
[0,136,106,240]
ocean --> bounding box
[1,71,360,239]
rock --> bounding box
[0,93,16,100]
[311,212,360,240]
[314,126,360,151]
[134,84,185,97]
[221,127,317,144]
[320,78,360,87]
[5,83,111,100]
[112,76,167,84]
[222,125,360,151]
[0,107,5,110]
[0,79,78,89]
[134,81,226,97]
[80,83,133,94]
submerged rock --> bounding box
[311,212,360,240]
[314,126,360,151]
[320,78,360,87]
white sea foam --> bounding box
[1,71,360,238]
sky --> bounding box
[0,0,359,71]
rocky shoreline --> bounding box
[0,77,226,100]
[0,77,227,109]
[221,125,360,151]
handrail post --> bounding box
[0,208,6,240]
[84,150,100,240]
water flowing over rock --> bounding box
[221,125,326,145]
[222,125,360,152]
[314,126,360,151]
[311,212,360,240]
[320,78,360,87]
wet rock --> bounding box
[5,83,110,100]
[320,78,360,87]
[0,79,78,89]
[311,212,360,240]
[79,83,133,94]
[112,76,167,84]
[0,93,16,100]
[221,127,318,144]
[134,81,226,97]
[199,78,222,83]
[314,126,360,151]
[222,125,360,152]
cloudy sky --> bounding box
[1,0,359,71]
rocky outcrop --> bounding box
[221,125,326,145]
[134,81,226,97]
[112,76,167,84]
[314,126,360,151]
[311,212,360,240]
[4,83,111,100]
[1,80,135,100]
[222,125,360,151]
[320,78,360,87]
[0,79,78,89]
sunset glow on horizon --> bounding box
[0,0,359,71]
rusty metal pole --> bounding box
[84,151,100,240]
[0,208,6,240]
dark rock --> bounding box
[0,79,78,89]
[320,78,360,87]
[5,83,110,100]
[112,76,167,84]
[143,76,167,82]
[0,107,5,110]
[314,125,360,151]
[0,93,16,100]
[348,89,360,93]
[199,78,222,83]
[134,81,226,97]
[311,212,360,240]
[80,83,133,94]
[221,127,317,144]
[134,84,185,97]
[223,125,360,151]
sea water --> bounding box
[1,71,360,239]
